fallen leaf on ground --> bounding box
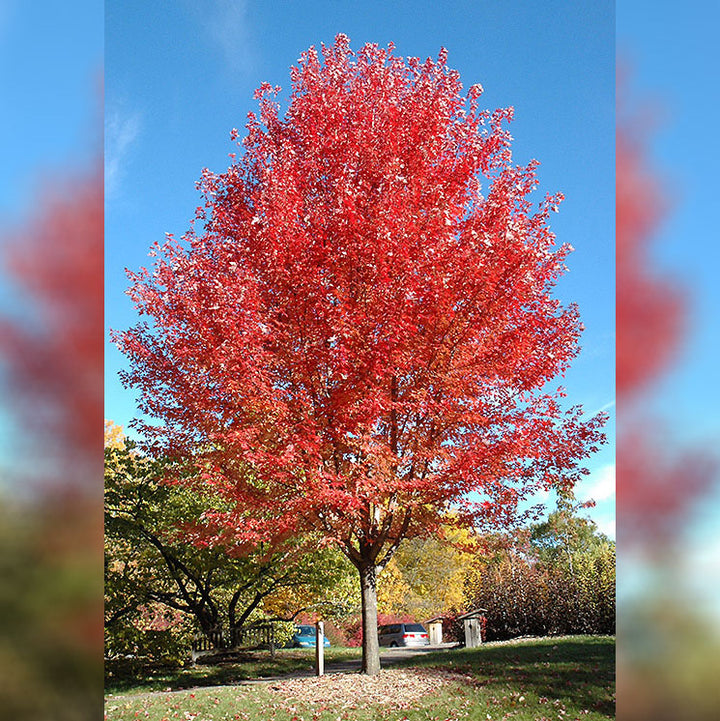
[266,668,470,709]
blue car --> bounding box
[290,624,331,648]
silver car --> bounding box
[378,622,430,647]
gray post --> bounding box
[464,617,482,648]
[315,621,325,676]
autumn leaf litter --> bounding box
[266,668,471,709]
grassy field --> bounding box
[105,635,614,720]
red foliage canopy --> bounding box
[116,36,605,569]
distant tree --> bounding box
[472,506,615,639]
[262,557,358,625]
[115,35,606,673]
[530,498,612,571]
[376,558,413,618]
[377,526,482,621]
[104,419,125,450]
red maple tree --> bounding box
[115,36,605,674]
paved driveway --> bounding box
[379,642,456,663]
[309,643,456,676]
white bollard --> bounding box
[315,621,325,676]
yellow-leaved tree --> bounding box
[377,525,483,621]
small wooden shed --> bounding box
[425,616,444,645]
[458,608,487,648]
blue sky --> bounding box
[105,0,615,537]
[0,1,101,220]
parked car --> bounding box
[378,622,430,647]
[289,624,331,648]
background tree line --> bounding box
[105,422,614,663]
[468,505,615,641]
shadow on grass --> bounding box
[395,635,615,717]
[105,648,363,694]
[105,652,311,693]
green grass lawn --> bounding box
[395,635,615,718]
[105,635,615,720]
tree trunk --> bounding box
[358,563,381,675]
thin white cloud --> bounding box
[594,514,616,539]
[105,107,141,197]
[586,399,615,418]
[579,462,616,503]
[531,488,551,503]
[205,0,254,78]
